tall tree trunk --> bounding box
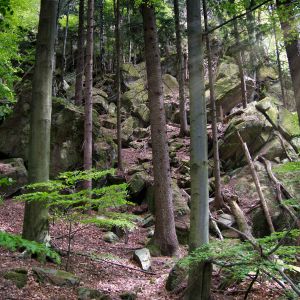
[84,0,94,189]
[114,0,123,171]
[22,0,58,243]
[99,0,105,75]
[61,2,70,87]
[277,0,300,124]
[173,0,188,137]
[246,0,257,80]
[141,3,179,256]
[203,0,224,209]
[186,0,212,297]
[231,0,248,109]
[75,0,85,106]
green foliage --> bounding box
[0,231,61,263]
[16,169,134,230]
[180,230,300,296]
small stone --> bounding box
[141,215,154,228]
[78,287,111,300]
[133,248,151,271]
[147,228,154,238]
[103,232,119,243]
[33,267,80,286]
[120,292,137,300]
[218,213,235,228]
[3,268,28,288]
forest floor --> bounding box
[0,199,285,300]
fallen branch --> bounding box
[259,156,299,228]
[237,132,275,233]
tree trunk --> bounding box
[231,0,247,109]
[277,0,300,124]
[61,2,70,87]
[75,0,85,106]
[141,3,179,256]
[114,0,123,171]
[99,0,105,75]
[203,0,224,209]
[186,0,212,297]
[173,0,188,137]
[83,0,94,189]
[22,0,58,243]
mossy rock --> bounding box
[0,158,28,197]
[122,63,140,81]
[278,109,300,140]
[163,74,179,96]
[33,267,80,286]
[3,268,28,288]
[258,66,278,81]
[166,262,188,291]
[255,96,281,127]
[216,61,239,80]
[78,287,112,300]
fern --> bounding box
[0,231,61,264]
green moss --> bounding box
[122,63,140,78]
[4,269,28,288]
[279,109,300,139]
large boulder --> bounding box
[224,161,299,237]
[0,158,27,196]
[0,93,110,177]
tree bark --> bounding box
[22,0,58,243]
[231,0,248,109]
[141,3,179,256]
[61,1,70,87]
[114,0,123,171]
[203,0,224,209]
[277,0,300,124]
[173,0,188,136]
[186,0,212,297]
[99,0,105,74]
[75,0,85,106]
[83,0,94,190]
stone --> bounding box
[128,172,150,199]
[33,267,80,286]
[141,215,154,228]
[3,268,28,288]
[216,60,239,80]
[78,287,111,300]
[218,213,235,228]
[0,158,28,197]
[163,74,179,96]
[222,229,240,239]
[278,109,300,140]
[258,66,278,81]
[133,248,151,271]
[166,262,188,291]
[119,292,137,300]
[219,102,273,170]
[103,232,119,243]
[94,136,117,170]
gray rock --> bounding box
[103,232,119,243]
[218,213,235,228]
[33,267,80,286]
[0,158,28,197]
[166,262,188,291]
[133,248,151,271]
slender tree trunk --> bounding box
[231,0,247,109]
[22,0,58,243]
[277,0,300,124]
[114,0,123,171]
[61,2,70,87]
[75,0,85,106]
[83,0,94,190]
[186,0,212,297]
[173,0,188,136]
[141,3,179,256]
[203,0,224,209]
[99,0,105,74]
[246,0,257,80]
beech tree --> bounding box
[22,0,58,242]
[83,0,95,189]
[186,0,212,297]
[141,1,179,256]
